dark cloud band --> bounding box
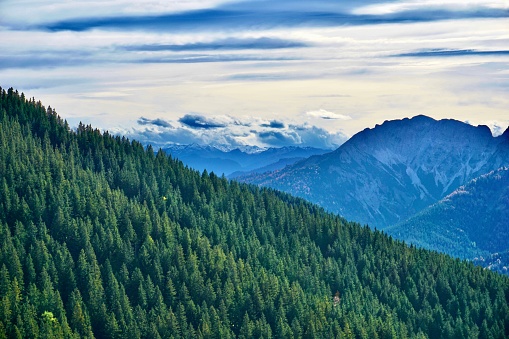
[123,38,307,51]
[137,117,172,128]
[179,114,226,129]
[40,7,509,32]
[260,120,285,129]
[394,49,509,57]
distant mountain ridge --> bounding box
[239,115,509,229]
[162,144,329,177]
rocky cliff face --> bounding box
[240,115,509,228]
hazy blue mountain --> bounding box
[385,167,509,259]
[162,144,329,176]
[239,115,509,229]
[229,157,305,178]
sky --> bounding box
[1,0,508,150]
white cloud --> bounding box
[352,0,509,16]
[306,109,352,120]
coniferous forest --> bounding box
[1,86,509,338]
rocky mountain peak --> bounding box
[241,115,509,228]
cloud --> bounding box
[394,49,509,57]
[489,124,505,137]
[117,113,347,150]
[37,4,509,33]
[0,51,298,70]
[225,72,304,81]
[288,124,348,149]
[0,55,89,70]
[120,122,250,149]
[0,0,233,27]
[256,124,347,149]
[353,0,509,16]
[126,127,198,146]
[123,37,307,51]
[260,120,285,128]
[179,114,227,129]
[137,117,172,128]
[306,109,352,120]
[134,54,298,64]
[5,0,506,29]
[40,9,253,32]
[257,130,296,145]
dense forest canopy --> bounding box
[0,86,508,338]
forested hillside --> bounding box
[386,167,509,268]
[1,86,509,338]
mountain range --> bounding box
[162,144,329,177]
[239,115,509,229]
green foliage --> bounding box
[386,167,509,267]
[1,86,509,338]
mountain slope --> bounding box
[1,87,509,338]
[162,144,328,177]
[386,167,509,260]
[240,115,509,228]
[229,156,306,178]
